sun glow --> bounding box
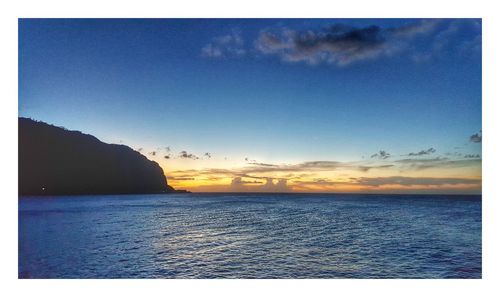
[153,154,482,194]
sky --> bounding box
[18,19,482,194]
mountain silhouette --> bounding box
[18,117,186,195]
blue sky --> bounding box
[18,19,482,193]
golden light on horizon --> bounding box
[164,164,482,194]
[145,148,483,194]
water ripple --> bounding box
[19,193,481,278]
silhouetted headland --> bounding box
[19,117,189,196]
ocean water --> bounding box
[18,193,481,278]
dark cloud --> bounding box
[245,158,278,168]
[199,19,479,67]
[247,161,278,167]
[470,132,482,143]
[202,31,246,58]
[167,176,195,181]
[406,147,436,156]
[396,157,447,163]
[255,20,440,66]
[463,154,480,159]
[179,151,199,160]
[371,150,391,159]
[357,164,394,172]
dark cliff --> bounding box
[18,117,180,195]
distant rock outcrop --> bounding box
[18,117,185,195]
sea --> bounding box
[18,193,482,278]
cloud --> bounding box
[406,147,436,156]
[293,178,344,187]
[292,176,481,191]
[243,160,393,174]
[246,161,278,167]
[171,152,481,182]
[396,157,446,163]
[171,160,394,181]
[358,164,394,172]
[470,131,482,143]
[389,20,441,38]
[459,34,481,54]
[168,176,195,181]
[230,177,288,192]
[170,154,481,193]
[353,176,481,187]
[245,157,258,163]
[199,19,479,67]
[410,19,481,63]
[179,151,199,160]
[263,178,288,192]
[434,19,481,53]
[395,157,481,170]
[371,150,391,159]
[202,30,246,58]
[255,20,440,66]
[231,177,263,186]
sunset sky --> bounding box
[18,18,482,194]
